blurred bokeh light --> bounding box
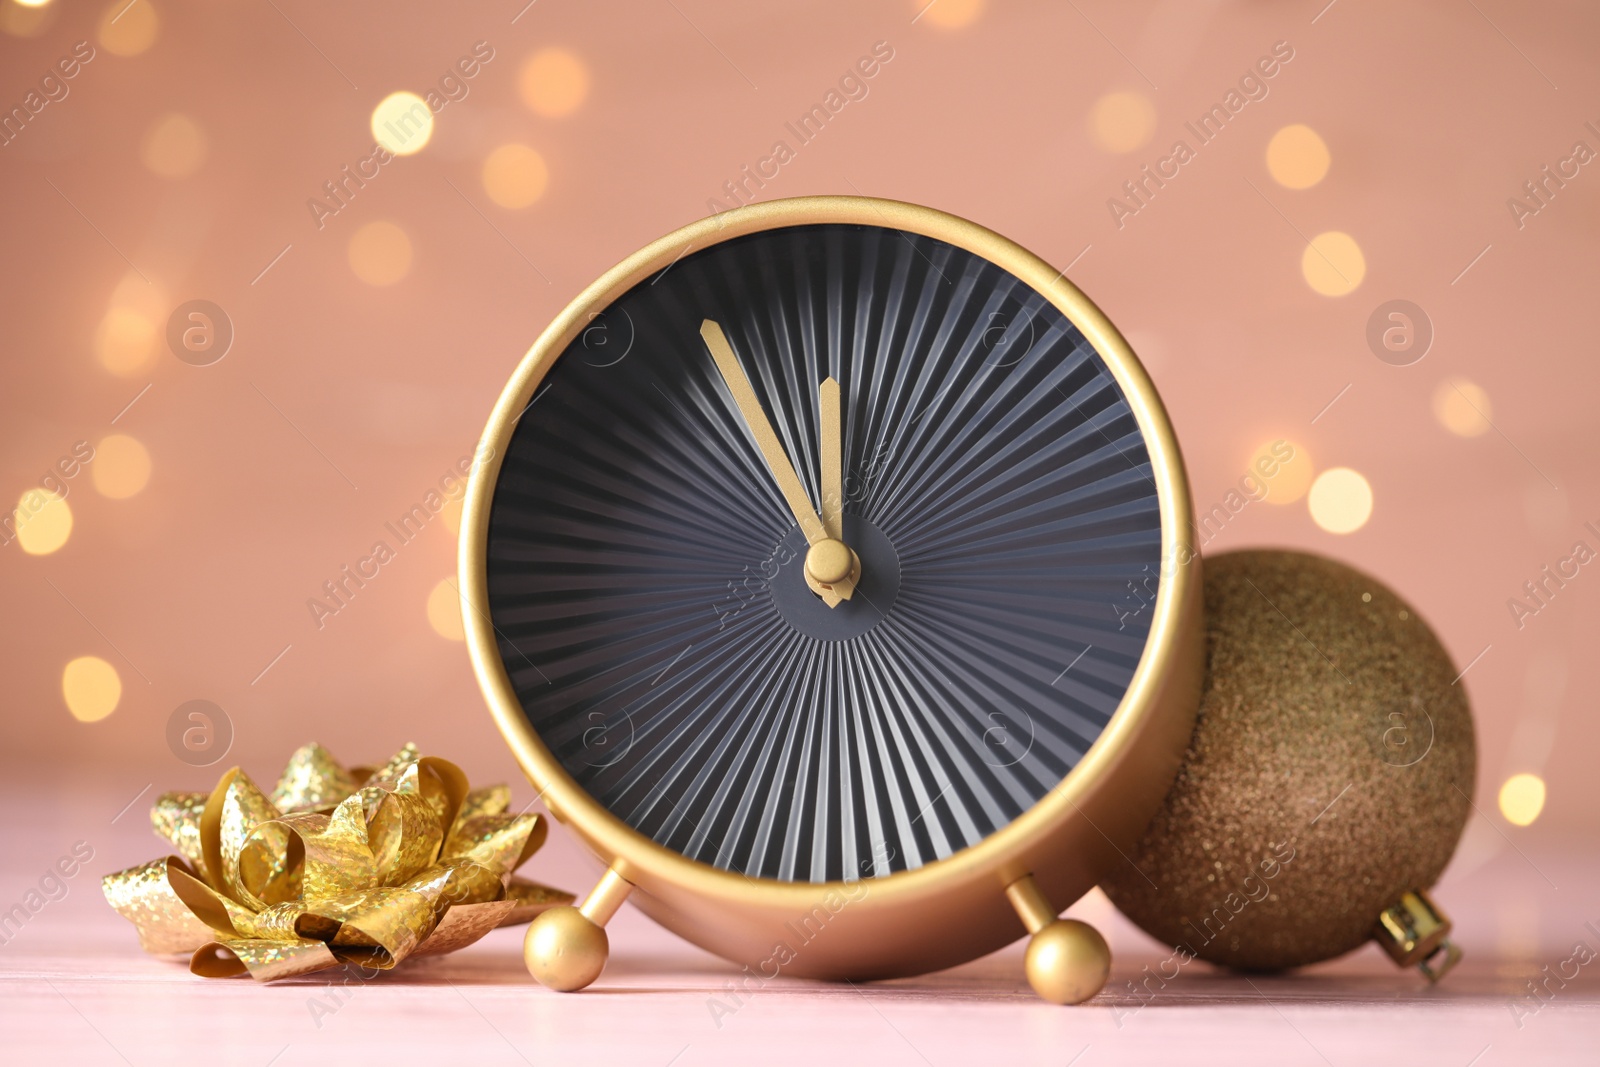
[94,275,167,377]
[1266,124,1330,189]
[1433,378,1493,437]
[519,48,590,118]
[427,579,465,641]
[62,655,120,722]
[482,144,550,209]
[372,91,434,156]
[1300,231,1365,296]
[348,220,413,286]
[1308,468,1373,534]
[1250,438,1314,505]
[140,113,208,178]
[92,434,151,499]
[1089,91,1156,154]
[1499,772,1547,827]
[13,488,72,555]
[918,0,984,30]
[97,0,157,57]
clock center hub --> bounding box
[769,515,900,641]
[804,539,856,586]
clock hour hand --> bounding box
[819,377,844,541]
[815,375,861,601]
[700,319,857,605]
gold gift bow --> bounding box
[103,742,572,981]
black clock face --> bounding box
[485,223,1162,883]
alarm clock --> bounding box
[461,196,1202,1003]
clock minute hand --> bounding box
[701,319,828,544]
[700,319,856,606]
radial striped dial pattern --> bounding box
[485,223,1162,883]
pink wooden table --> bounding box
[3,785,1594,1066]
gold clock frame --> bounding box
[460,196,1203,1003]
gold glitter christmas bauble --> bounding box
[1100,549,1476,971]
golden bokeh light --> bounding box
[15,0,53,8]
[482,143,550,209]
[98,0,158,57]
[109,270,161,310]
[1266,124,1330,189]
[518,48,590,118]
[14,488,72,555]
[1249,438,1314,505]
[1300,231,1365,296]
[63,655,121,722]
[1089,91,1156,154]
[441,495,464,537]
[92,434,151,499]
[95,273,167,376]
[919,0,984,29]
[1498,773,1546,827]
[426,579,465,641]
[1308,467,1373,534]
[95,307,160,375]
[1,0,56,38]
[371,91,433,156]
[140,112,207,177]
[348,220,412,286]
[1432,378,1493,437]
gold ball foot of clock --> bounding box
[524,866,633,992]
[1006,874,1111,1005]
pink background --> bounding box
[5,0,1592,830]
[1,1,1596,1061]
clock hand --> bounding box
[819,377,843,541]
[815,376,862,602]
[700,319,857,606]
[701,319,826,542]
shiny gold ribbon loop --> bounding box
[166,860,258,937]
[362,744,422,791]
[242,900,313,941]
[101,857,222,955]
[404,861,506,910]
[415,756,471,834]
[150,792,209,878]
[270,741,359,815]
[104,741,573,982]
[202,768,297,910]
[191,937,338,981]
[270,795,379,899]
[368,790,445,887]
[300,886,435,969]
[439,812,546,879]
[454,783,512,827]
